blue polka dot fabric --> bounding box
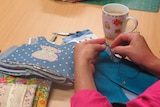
[0,29,98,86]
[1,37,76,85]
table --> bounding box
[0,0,159,107]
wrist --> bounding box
[74,59,95,73]
[142,55,160,77]
[74,61,96,92]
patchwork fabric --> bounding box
[7,84,27,107]
[23,85,37,107]
[0,37,76,85]
[0,46,33,76]
[0,29,97,86]
[0,46,67,85]
[0,83,37,107]
[0,73,52,107]
[94,50,158,103]
[0,29,157,104]
[0,84,12,106]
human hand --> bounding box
[73,38,106,91]
[74,38,106,72]
[111,33,156,66]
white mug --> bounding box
[102,3,138,40]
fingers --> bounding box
[84,38,106,44]
[78,38,106,51]
[112,45,130,57]
[111,33,135,48]
[91,38,106,50]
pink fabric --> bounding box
[70,89,112,107]
[127,80,160,107]
[71,80,160,107]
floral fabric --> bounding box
[0,73,52,107]
[0,84,36,107]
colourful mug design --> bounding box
[102,3,138,40]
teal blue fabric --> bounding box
[94,50,158,103]
[82,0,159,12]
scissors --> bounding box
[50,32,80,42]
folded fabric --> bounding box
[0,29,98,86]
[0,83,37,107]
[62,29,97,44]
[94,50,158,103]
[0,37,76,85]
[0,46,33,76]
[0,46,68,85]
[0,73,52,107]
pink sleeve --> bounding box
[70,89,112,107]
[127,80,160,107]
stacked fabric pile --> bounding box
[0,73,52,107]
[0,29,97,106]
[1,29,158,106]
[0,29,97,86]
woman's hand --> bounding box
[74,38,106,72]
[111,33,160,77]
[74,38,106,92]
[111,33,155,66]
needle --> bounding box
[105,42,120,62]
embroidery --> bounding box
[23,85,37,107]
[32,45,61,62]
[0,30,97,85]
[0,74,52,107]
[7,84,27,107]
[0,84,11,107]
[0,83,7,106]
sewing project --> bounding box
[0,29,158,105]
[0,37,75,85]
[0,84,37,107]
[0,29,97,86]
[94,50,158,103]
[0,73,52,107]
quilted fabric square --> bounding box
[0,73,52,107]
[1,37,76,84]
[0,83,37,107]
[0,29,98,86]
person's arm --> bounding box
[73,38,106,92]
[71,38,113,107]
[127,80,160,107]
[111,33,160,77]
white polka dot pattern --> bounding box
[2,37,76,80]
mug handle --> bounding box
[125,16,138,32]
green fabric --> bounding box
[82,0,159,12]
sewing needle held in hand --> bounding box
[105,42,120,62]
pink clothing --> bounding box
[127,80,160,107]
[71,89,112,107]
[71,80,160,107]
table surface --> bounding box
[0,0,160,107]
